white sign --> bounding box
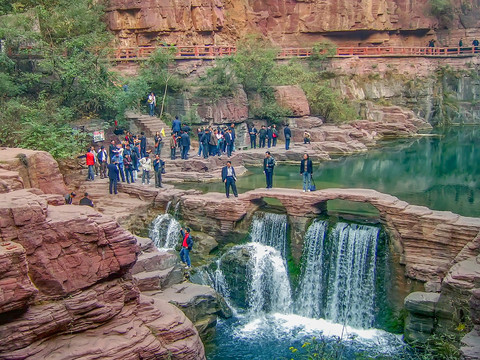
[93,130,105,142]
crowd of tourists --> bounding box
[82,130,166,195]
[68,103,319,206]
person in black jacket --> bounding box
[249,124,258,149]
[259,126,267,148]
[300,153,313,192]
[284,124,292,150]
[200,129,210,159]
[79,192,94,207]
[153,154,164,188]
[230,124,236,152]
[263,151,275,189]
[108,162,120,195]
[139,132,147,158]
[180,131,190,160]
[221,161,238,198]
[266,126,273,148]
[108,140,117,163]
[225,129,234,157]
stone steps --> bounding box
[133,266,183,292]
[125,112,170,141]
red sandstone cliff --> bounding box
[106,0,480,47]
[0,149,206,359]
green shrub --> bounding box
[196,60,238,101]
[302,82,358,123]
[429,0,454,27]
[229,34,278,93]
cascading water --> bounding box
[250,212,288,258]
[208,212,292,314]
[149,214,181,249]
[295,220,328,319]
[324,222,380,329]
[246,242,292,314]
[296,220,380,329]
[205,213,404,360]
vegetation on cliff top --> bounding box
[0,0,119,158]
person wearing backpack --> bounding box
[300,153,313,192]
[180,227,193,269]
[263,151,276,189]
[272,124,278,147]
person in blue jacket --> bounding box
[284,124,292,150]
[172,115,181,135]
[107,161,120,195]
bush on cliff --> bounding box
[429,0,454,28]
[115,47,185,122]
[0,0,121,158]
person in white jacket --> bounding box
[139,154,152,185]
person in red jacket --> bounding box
[86,147,95,181]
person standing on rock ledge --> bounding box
[259,125,267,148]
[263,151,276,189]
[107,161,119,195]
[147,92,156,116]
[222,161,238,198]
[300,153,313,192]
[180,227,193,269]
[249,124,258,149]
[284,124,291,150]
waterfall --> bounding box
[149,214,181,249]
[295,220,328,318]
[209,212,382,332]
[250,212,288,258]
[246,243,293,315]
[324,223,379,329]
[165,200,172,213]
[174,202,181,217]
[296,221,380,329]
[211,259,231,301]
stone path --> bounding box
[125,111,170,144]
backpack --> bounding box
[187,235,193,250]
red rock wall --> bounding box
[0,148,67,195]
[0,188,206,359]
[106,0,479,47]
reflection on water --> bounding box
[178,126,480,217]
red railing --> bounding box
[10,44,480,61]
[115,45,237,60]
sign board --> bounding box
[93,130,105,142]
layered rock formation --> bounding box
[0,148,67,195]
[106,0,473,47]
[0,188,206,359]
[0,148,210,359]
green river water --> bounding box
[179,126,480,218]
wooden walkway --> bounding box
[115,45,480,61]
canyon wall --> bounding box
[107,0,480,47]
